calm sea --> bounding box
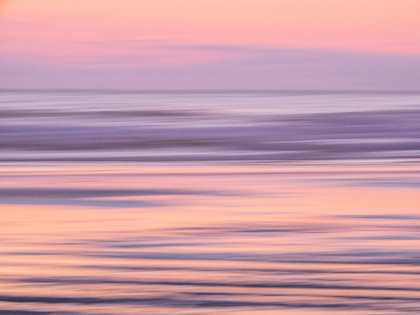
[1,91,420,314]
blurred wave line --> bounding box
[0,91,420,314]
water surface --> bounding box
[1,91,420,314]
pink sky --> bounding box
[1,0,420,90]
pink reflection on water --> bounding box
[1,161,420,313]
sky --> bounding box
[1,0,420,90]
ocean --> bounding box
[1,91,420,314]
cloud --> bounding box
[1,44,420,90]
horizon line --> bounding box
[1,88,420,95]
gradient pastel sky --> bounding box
[1,0,420,90]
